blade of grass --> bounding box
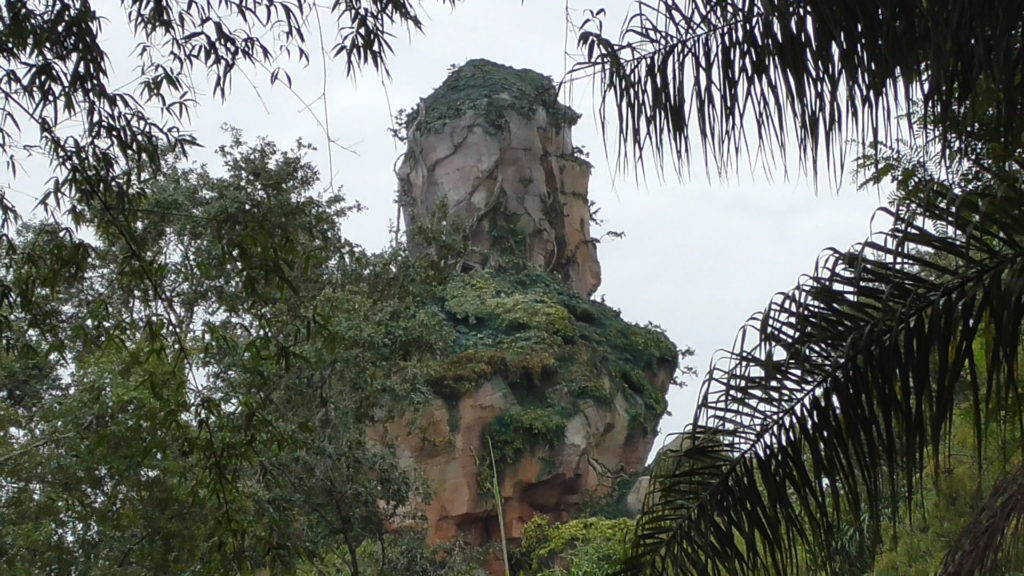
[488,435,510,576]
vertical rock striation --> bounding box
[379,61,681,558]
[397,59,601,297]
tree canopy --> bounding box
[0,134,461,574]
[0,0,454,239]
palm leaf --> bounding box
[940,461,1024,575]
[575,0,1024,174]
[621,166,1024,574]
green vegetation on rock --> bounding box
[404,59,582,136]
[484,405,571,487]
[419,268,683,483]
[430,269,679,399]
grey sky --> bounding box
[6,0,885,447]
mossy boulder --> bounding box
[374,268,680,547]
[423,269,676,419]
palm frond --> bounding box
[621,172,1024,574]
[575,0,1024,175]
[939,461,1024,576]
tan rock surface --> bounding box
[377,61,680,562]
[397,60,601,296]
[374,362,674,547]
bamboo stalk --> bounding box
[487,436,510,576]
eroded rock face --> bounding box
[373,362,675,546]
[379,62,678,562]
[397,59,601,297]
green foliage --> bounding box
[0,0,457,255]
[619,104,1024,576]
[476,405,571,494]
[403,59,581,137]
[487,406,570,472]
[298,530,485,576]
[516,515,633,576]
[445,273,577,341]
[422,268,687,486]
[434,269,681,398]
[0,134,457,574]
[870,406,1024,576]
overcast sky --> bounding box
[9,0,886,448]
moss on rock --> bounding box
[415,267,679,483]
[405,59,581,136]
[425,268,677,400]
[443,272,577,340]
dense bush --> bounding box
[298,530,485,576]
[516,515,633,576]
